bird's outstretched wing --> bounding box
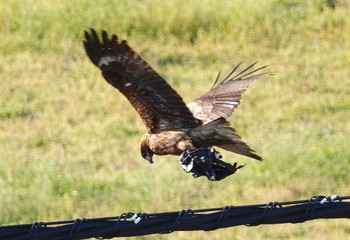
[187,63,270,124]
[83,29,200,133]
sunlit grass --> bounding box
[0,0,349,239]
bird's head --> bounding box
[140,137,154,164]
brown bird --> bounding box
[83,29,268,164]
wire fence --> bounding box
[1,195,349,240]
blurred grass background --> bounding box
[0,0,349,239]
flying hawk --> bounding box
[83,29,268,165]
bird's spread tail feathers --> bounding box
[188,118,262,161]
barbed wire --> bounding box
[1,195,349,240]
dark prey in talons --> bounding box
[180,148,245,181]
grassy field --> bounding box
[1,0,350,239]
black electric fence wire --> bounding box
[1,195,349,240]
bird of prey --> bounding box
[83,29,268,165]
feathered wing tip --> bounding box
[211,70,222,90]
[83,28,129,68]
[211,62,272,89]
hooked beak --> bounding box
[142,150,154,164]
[140,141,154,164]
[144,154,153,164]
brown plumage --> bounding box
[83,29,268,163]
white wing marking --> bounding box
[98,56,118,67]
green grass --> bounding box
[1,0,350,239]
